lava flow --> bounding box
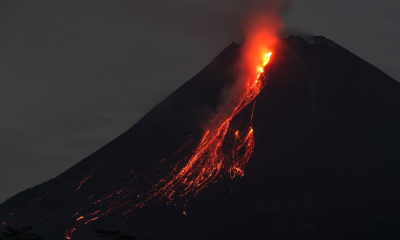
[4,41,275,240]
[150,51,272,202]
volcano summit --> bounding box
[1,36,400,240]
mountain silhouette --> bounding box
[1,36,400,240]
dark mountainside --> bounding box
[1,36,400,240]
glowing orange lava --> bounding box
[74,174,92,192]
[61,45,274,239]
[1,27,279,240]
[150,51,272,202]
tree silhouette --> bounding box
[95,229,137,240]
[1,225,43,240]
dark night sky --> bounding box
[1,0,399,202]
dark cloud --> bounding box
[0,1,399,201]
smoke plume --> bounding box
[218,1,288,122]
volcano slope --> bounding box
[1,36,400,240]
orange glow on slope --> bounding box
[74,174,92,192]
[150,51,273,202]
[76,210,100,222]
[9,48,275,240]
[4,18,282,239]
[55,36,276,238]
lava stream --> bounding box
[151,52,272,202]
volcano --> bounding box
[1,36,400,240]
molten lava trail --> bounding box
[150,52,272,202]
[2,47,275,240]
